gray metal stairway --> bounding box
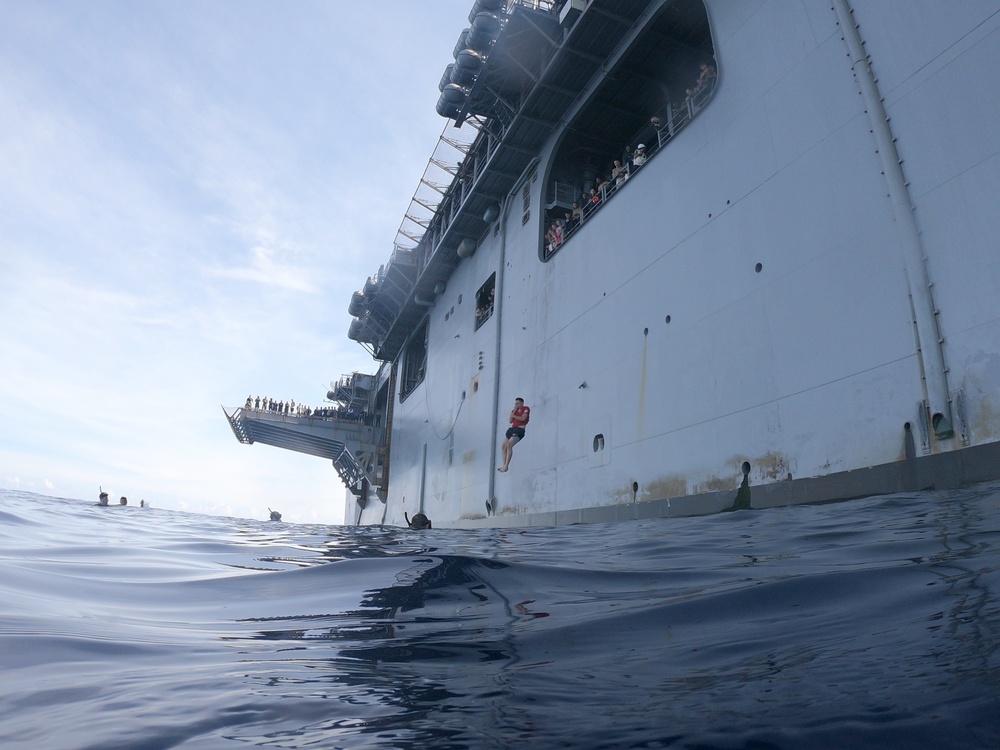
[223,406,253,445]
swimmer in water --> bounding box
[405,512,432,530]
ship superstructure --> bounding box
[228,0,1000,527]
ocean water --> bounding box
[1,486,999,749]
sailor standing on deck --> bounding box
[498,397,530,473]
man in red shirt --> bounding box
[498,397,530,472]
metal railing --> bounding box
[390,3,561,272]
[544,77,717,258]
[506,0,557,11]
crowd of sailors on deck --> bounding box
[544,63,716,258]
[244,395,375,425]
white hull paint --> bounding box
[355,0,1000,527]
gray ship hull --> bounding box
[344,0,1000,527]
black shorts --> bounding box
[505,427,525,440]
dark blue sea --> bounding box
[2,485,999,749]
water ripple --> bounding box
[1,487,999,748]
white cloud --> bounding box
[207,244,319,293]
[0,0,473,525]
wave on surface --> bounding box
[1,486,999,748]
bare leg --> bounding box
[499,435,520,472]
[498,438,511,471]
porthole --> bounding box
[593,434,605,452]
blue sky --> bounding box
[0,1,471,524]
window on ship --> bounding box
[400,319,428,401]
[474,273,496,330]
[542,0,716,259]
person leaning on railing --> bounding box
[622,144,635,170]
[697,62,716,88]
[611,159,628,186]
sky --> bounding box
[0,0,472,525]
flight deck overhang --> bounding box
[223,407,382,494]
[353,0,692,362]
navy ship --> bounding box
[225,0,1000,526]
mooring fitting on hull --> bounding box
[931,412,954,440]
[729,461,752,512]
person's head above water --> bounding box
[405,512,432,530]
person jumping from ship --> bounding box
[498,397,530,472]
